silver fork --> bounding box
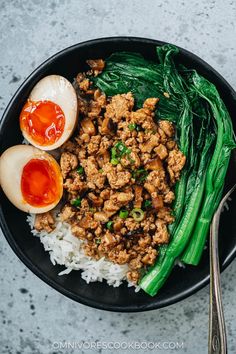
[208,184,236,354]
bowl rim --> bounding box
[1,36,236,312]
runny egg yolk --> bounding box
[20,100,65,146]
[21,158,61,207]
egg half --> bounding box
[0,145,63,213]
[20,75,78,150]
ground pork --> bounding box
[59,72,186,283]
[105,92,134,122]
[103,191,134,217]
[167,149,186,183]
[103,163,132,189]
[34,212,55,233]
[60,152,78,179]
[60,205,76,222]
[81,156,106,189]
[87,59,105,76]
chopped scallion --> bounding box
[136,124,142,131]
[71,197,82,207]
[132,168,148,182]
[115,141,127,154]
[111,158,119,165]
[77,166,84,175]
[144,200,152,208]
[106,221,113,230]
[128,123,136,131]
[130,208,144,222]
[119,209,129,219]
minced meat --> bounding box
[58,64,186,283]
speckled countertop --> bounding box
[0,1,236,353]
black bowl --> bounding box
[1,37,236,312]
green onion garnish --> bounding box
[71,197,82,207]
[95,238,101,245]
[136,124,142,131]
[106,221,113,230]
[119,209,129,219]
[111,158,119,165]
[111,147,117,158]
[130,208,144,222]
[110,147,119,165]
[128,156,135,164]
[77,166,84,175]
[132,168,148,182]
[128,123,137,131]
[144,200,152,208]
[110,142,131,165]
[115,141,127,154]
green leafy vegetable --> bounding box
[93,47,183,122]
[93,44,235,297]
[181,73,235,265]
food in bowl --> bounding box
[58,87,185,285]
[0,44,235,296]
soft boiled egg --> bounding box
[0,145,63,213]
[20,75,78,150]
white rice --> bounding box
[27,212,140,290]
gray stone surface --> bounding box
[0,0,236,353]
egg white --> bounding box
[21,75,78,150]
[0,145,63,213]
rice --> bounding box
[27,213,139,290]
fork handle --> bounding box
[209,223,227,354]
[208,185,235,354]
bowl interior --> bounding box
[1,37,236,311]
